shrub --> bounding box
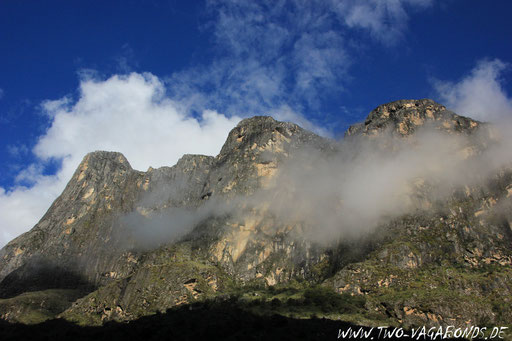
[303,286,365,314]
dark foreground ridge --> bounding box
[0,299,466,341]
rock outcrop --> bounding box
[345,99,480,137]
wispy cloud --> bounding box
[331,0,432,45]
[434,59,512,121]
[6,144,29,158]
[168,0,350,131]
[114,43,139,74]
[168,0,432,131]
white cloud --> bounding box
[434,59,512,121]
[34,73,240,168]
[0,182,62,247]
[331,0,432,45]
[0,73,241,247]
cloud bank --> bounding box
[125,117,512,248]
[260,125,512,244]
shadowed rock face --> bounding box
[0,151,144,289]
[1,99,512,329]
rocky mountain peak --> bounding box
[346,99,480,137]
[218,115,331,161]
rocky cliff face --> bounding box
[1,99,511,330]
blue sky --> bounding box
[1,0,512,245]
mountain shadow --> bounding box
[0,299,466,341]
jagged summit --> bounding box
[78,99,479,178]
[346,98,480,137]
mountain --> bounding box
[0,99,511,334]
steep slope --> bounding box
[1,99,511,330]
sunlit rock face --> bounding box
[1,99,512,328]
